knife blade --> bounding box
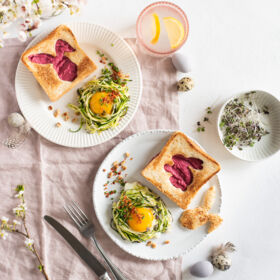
[44,215,111,280]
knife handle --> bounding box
[99,272,112,280]
[90,236,128,280]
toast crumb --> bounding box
[54,109,60,118]
[146,241,152,247]
[55,122,61,127]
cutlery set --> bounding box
[44,201,127,280]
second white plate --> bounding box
[93,130,222,260]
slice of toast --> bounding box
[21,24,97,102]
[141,131,221,209]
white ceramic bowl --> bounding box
[217,90,280,161]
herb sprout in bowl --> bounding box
[217,90,280,161]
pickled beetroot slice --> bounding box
[28,39,77,82]
[164,155,203,191]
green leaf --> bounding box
[16,185,24,192]
[38,265,43,272]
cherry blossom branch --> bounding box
[0,185,50,280]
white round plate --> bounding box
[93,130,222,260]
[217,90,280,161]
[15,22,142,147]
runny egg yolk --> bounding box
[127,207,154,233]
[89,91,113,115]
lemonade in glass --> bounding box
[136,2,189,56]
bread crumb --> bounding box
[113,161,118,167]
[48,105,53,110]
[163,240,170,245]
[54,109,60,118]
[125,152,130,158]
[151,243,156,248]
[102,169,106,172]
[146,241,152,246]
[64,115,70,121]
[55,122,61,127]
[108,172,113,178]
[72,118,77,123]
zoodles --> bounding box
[111,182,172,243]
[68,63,130,133]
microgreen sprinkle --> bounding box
[219,92,269,150]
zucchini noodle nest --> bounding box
[111,182,172,243]
[68,64,130,133]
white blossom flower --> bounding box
[25,238,34,246]
[25,238,34,250]
[13,207,20,214]
[2,31,8,39]
[1,217,9,224]
[15,190,24,198]
[13,219,21,225]
[0,230,8,240]
[13,203,27,217]
[20,203,27,211]
[18,31,27,42]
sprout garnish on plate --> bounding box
[111,182,172,243]
[68,62,131,133]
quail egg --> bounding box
[211,254,231,271]
[190,261,214,278]
[177,77,194,92]
[7,112,25,128]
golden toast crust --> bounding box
[141,131,221,209]
[21,24,97,102]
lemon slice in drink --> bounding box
[151,13,160,44]
[163,17,185,49]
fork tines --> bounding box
[64,201,89,228]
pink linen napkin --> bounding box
[0,38,181,280]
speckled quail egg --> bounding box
[177,77,194,92]
[7,112,25,128]
[190,261,214,278]
[211,254,231,271]
[171,52,191,73]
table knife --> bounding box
[44,215,112,280]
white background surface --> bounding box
[13,0,280,279]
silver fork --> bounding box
[64,201,128,280]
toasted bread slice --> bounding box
[141,131,221,209]
[21,24,97,102]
